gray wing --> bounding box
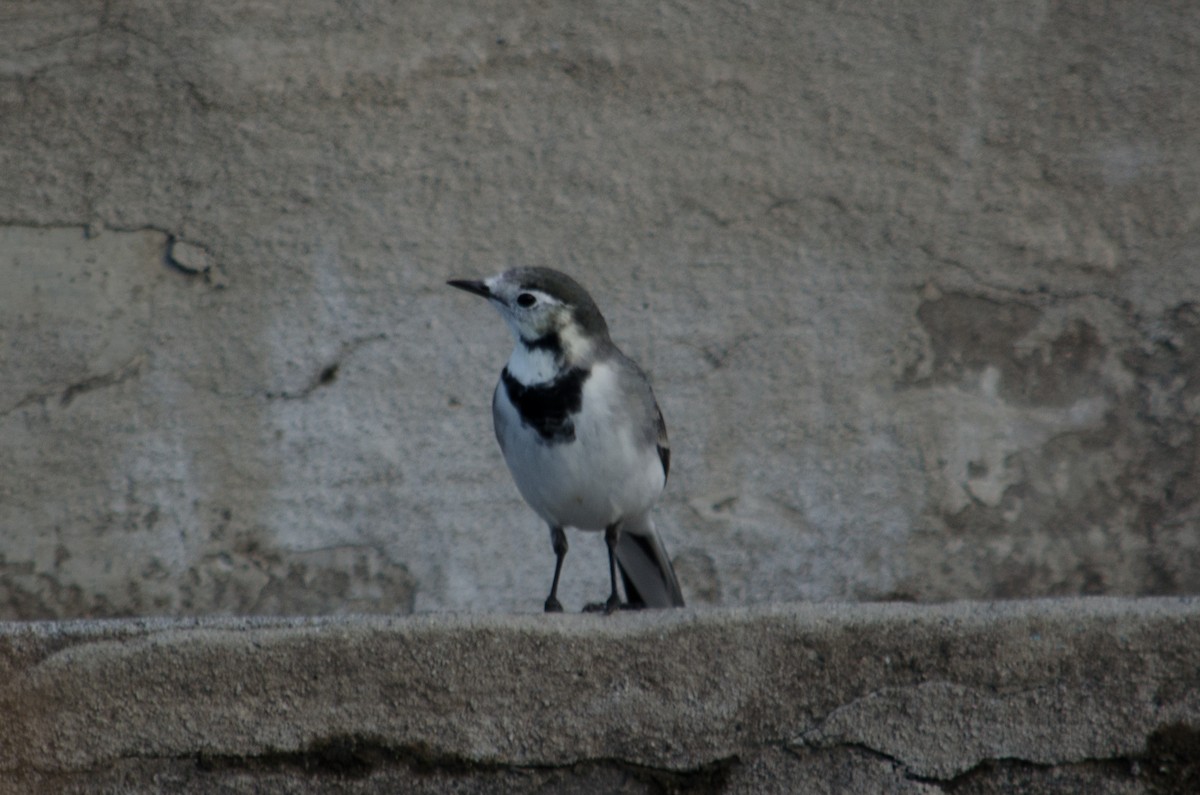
[615,352,670,481]
[654,403,669,480]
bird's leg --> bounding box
[602,522,623,614]
[544,525,568,613]
[583,521,624,614]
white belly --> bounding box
[493,362,665,531]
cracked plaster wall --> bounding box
[1,2,1199,617]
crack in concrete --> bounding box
[0,219,228,287]
[1,355,145,416]
[263,334,387,401]
[791,712,1200,793]
[790,677,1170,783]
[59,355,145,408]
[788,738,1148,792]
[928,755,1138,791]
[919,249,1139,312]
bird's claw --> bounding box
[582,595,626,614]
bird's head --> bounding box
[448,267,611,363]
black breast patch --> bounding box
[502,366,589,443]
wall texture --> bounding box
[1,2,1199,617]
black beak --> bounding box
[447,279,491,299]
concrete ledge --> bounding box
[2,598,1198,793]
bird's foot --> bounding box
[583,595,625,614]
[544,596,564,613]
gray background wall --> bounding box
[1,1,1198,619]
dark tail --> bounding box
[615,515,685,608]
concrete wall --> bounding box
[3,600,1199,793]
[2,2,1199,617]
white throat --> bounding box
[502,320,597,386]
[506,343,560,385]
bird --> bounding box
[448,267,685,613]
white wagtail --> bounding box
[448,267,685,613]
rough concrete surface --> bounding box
[2,4,1200,615]
[1,599,1198,793]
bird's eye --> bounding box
[516,293,537,308]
